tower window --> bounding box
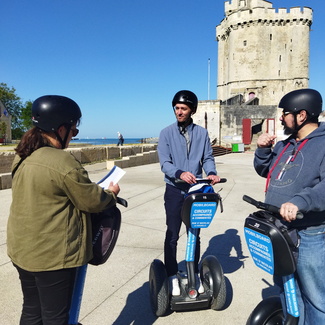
[243,40,247,46]
[270,34,272,40]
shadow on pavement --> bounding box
[201,228,248,274]
[112,282,157,325]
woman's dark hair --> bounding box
[15,127,51,159]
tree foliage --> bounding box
[0,121,6,138]
[0,83,33,139]
[21,100,33,131]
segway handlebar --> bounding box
[175,178,227,184]
[242,195,303,219]
[117,197,128,208]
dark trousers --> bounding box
[14,264,77,325]
[164,184,201,276]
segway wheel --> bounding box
[149,259,170,317]
[200,255,227,310]
[246,296,284,325]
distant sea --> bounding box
[70,138,145,146]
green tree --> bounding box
[21,100,33,131]
[0,83,23,130]
[0,83,34,139]
[0,121,6,138]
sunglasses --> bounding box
[71,128,79,137]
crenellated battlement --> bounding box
[218,2,312,41]
[225,0,272,14]
[222,0,312,31]
[216,0,312,106]
[224,0,312,17]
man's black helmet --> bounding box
[279,88,323,117]
[172,90,198,114]
[32,95,82,132]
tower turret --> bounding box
[216,0,312,104]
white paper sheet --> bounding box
[97,166,126,189]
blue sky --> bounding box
[1,0,324,139]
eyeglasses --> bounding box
[71,128,79,137]
[282,111,292,118]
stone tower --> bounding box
[216,0,313,105]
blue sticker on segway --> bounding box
[190,202,217,228]
[185,228,198,262]
[244,227,274,275]
[283,274,300,317]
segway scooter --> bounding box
[149,178,227,317]
[242,195,302,325]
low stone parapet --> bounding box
[0,173,12,190]
[106,151,159,169]
[0,144,158,190]
[0,151,15,174]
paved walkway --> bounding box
[0,153,280,324]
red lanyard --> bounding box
[265,139,308,192]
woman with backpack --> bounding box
[7,95,120,325]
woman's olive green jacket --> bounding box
[7,146,116,272]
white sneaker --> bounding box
[196,274,204,294]
[169,275,181,296]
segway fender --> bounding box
[201,256,223,286]
[246,296,283,325]
[200,255,227,310]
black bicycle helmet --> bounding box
[172,90,198,114]
[279,88,322,117]
[32,95,82,132]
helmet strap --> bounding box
[54,124,71,149]
[293,111,311,133]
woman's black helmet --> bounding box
[279,89,322,117]
[32,95,82,132]
[172,90,198,114]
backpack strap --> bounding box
[11,158,24,178]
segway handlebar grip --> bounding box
[242,195,303,219]
[117,197,128,208]
[295,212,303,220]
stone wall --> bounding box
[0,144,157,190]
[194,100,278,145]
[193,100,221,143]
[0,151,16,173]
[220,105,277,139]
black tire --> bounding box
[149,259,170,317]
[200,255,227,310]
[246,296,284,325]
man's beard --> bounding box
[282,122,296,135]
